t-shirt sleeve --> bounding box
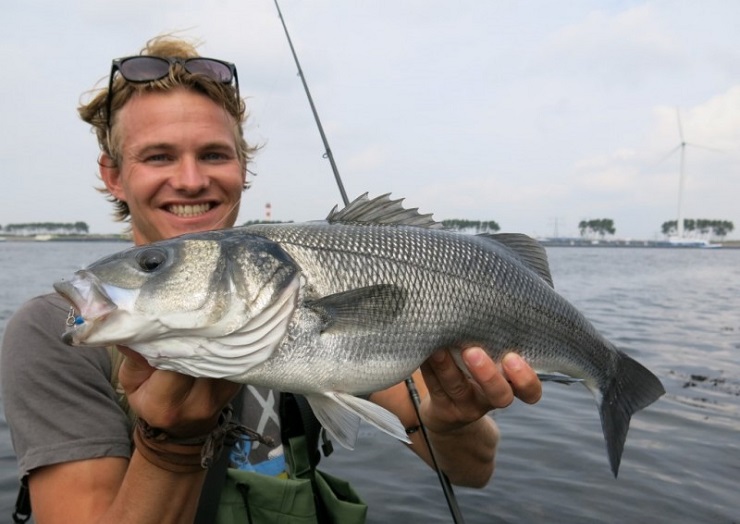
[1,294,132,479]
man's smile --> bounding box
[166,202,215,218]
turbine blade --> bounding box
[676,107,685,143]
[685,142,724,153]
[655,144,682,166]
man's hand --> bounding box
[419,348,542,434]
[116,346,241,437]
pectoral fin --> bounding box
[306,284,406,333]
[306,392,410,450]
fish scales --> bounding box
[240,221,613,393]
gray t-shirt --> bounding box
[1,293,284,480]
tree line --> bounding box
[244,218,503,234]
[661,219,734,239]
[240,220,294,226]
[1,222,90,235]
[577,217,735,240]
[442,219,500,233]
[578,219,615,238]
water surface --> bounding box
[0,243,738,522]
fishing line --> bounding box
[272,1,465,522]
[214,163,260,230]
[213,194,243,230]
[405,377,467,524]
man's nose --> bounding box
[172,157,209,193]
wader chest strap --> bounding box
[194,387,245,524]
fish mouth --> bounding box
[53,270,118,345]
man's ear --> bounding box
[99,154,126,201]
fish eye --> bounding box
[135,248,167,272]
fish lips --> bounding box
[53,270,119,345]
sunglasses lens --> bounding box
[119,57,171,82]
[185,59,233,83]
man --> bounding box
[1,35,541,523]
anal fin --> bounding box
[306,392,410,450]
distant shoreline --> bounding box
[0,235,130,243]
[1,234,737,249]
[537,238,739,249]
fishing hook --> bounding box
[66,307,83,326]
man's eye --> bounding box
[203,152,228,161]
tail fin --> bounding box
[599,351,665,477]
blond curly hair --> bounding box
[78,35,257,222]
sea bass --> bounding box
[54,194,665,476]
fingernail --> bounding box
[503,353,523,372]
[432,350,446,363]
[463,347,485,368]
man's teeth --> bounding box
[168,204,211,217]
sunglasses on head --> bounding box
[105,55,240,127]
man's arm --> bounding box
[29,455,206,524]
[29,349,240,524]
[370,348,542,487]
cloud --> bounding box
[574,149,641,192]
[1,1,738,240]
[541,5,681,82]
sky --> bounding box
[1,0,739,240]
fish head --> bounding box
[54,231,300,351]
[54,237,228,346]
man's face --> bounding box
[103,88,245,245]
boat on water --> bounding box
[666,236,721,249]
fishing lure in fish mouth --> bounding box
[65,307,84,326]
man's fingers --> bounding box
[501,353,542,404]
[115,345,241,433]
[116,345,146,365]
[462,347,514,409]
[423,349,470,401]
[117,346,156,394]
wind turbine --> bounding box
[675,108,687,239]
[663,107,719,242]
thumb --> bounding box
[117,345,148,366]
[117,345,155,394]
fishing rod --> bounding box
[272,0,348,207]
[272,2,465,522]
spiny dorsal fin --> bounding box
[479,233,554,287]
[327,193,442,229]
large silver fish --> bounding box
[54,194,664,476]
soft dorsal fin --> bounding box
[479,233,554,287]
[327,193,442,229]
